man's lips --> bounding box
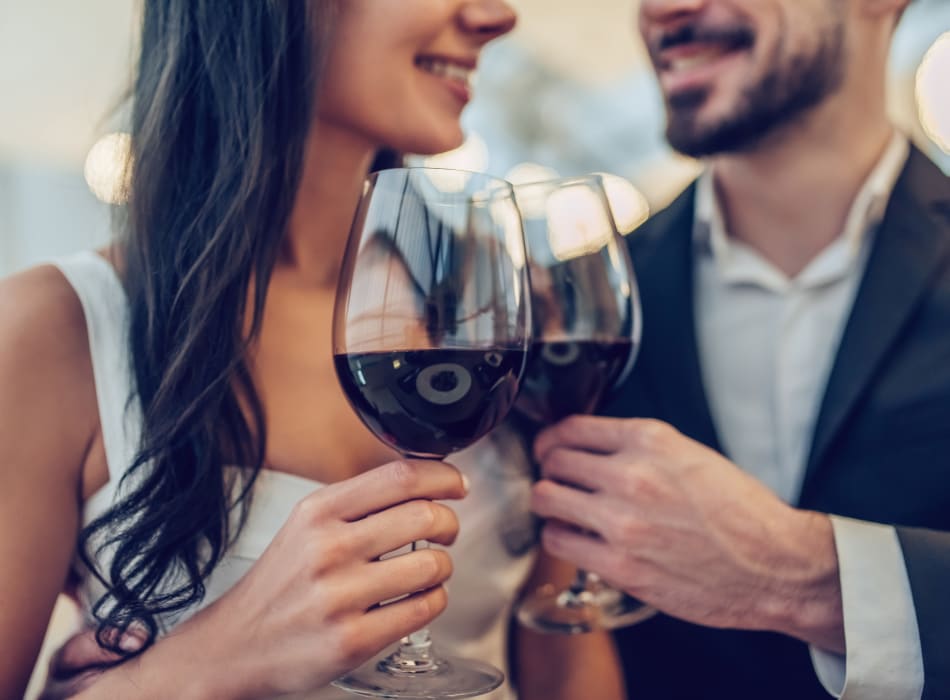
[650,24,755,93]
[660,42,740,72]
[655,23,755,54]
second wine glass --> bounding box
[332,167,531,698]
[512,174,656,634]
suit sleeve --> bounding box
[896,526,950,700]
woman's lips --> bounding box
[416,56,477,104]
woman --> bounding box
[1,2,624,698]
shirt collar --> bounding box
[693,132,910,290]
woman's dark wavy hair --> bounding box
[79,0,338,655]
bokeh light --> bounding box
[546,185,615,261]
[83,132,131,204]
[504,162,560,186]
[421,133,490,173]
[596,172,650,234]
[916,32,950,154]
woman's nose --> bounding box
[459,0,518,44]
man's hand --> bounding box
[531,416,845,653]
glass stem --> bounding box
[568,568,591,597]
[383,540,439,673]
[382,454,446,673]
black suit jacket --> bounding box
[605,147,950,699]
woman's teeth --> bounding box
[417,59,474,86]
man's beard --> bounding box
[664,19,846,158]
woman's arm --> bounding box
[0,267,99,698]
[514,551,625,700]
[71,458,469,699]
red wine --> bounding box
[335,348,525,458]
[515,339,634,424]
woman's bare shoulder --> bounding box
[0,262,99,470]
[0,263,91,364]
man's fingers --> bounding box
[350,499,460,558]
[531,479,605,536]
[307,460,468,522]
[537,447,620,492]
[534,415,629,462]
[540,522,621,581]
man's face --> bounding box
[639,0,848,157]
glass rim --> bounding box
[511,173,605,191]
[366,165,515,196]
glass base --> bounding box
[517,581,657,634]
[332,648,504,699]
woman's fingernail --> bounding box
[119,633,144,652]
[461,474,471,494]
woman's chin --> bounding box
[397,127,466,160]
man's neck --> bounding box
[709,99,895,278]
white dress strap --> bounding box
[52,251,143,489]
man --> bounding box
[532,0,950,697]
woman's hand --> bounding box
[70,459,467,700]
[38,627,143,699]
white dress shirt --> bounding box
[693,132,925,699]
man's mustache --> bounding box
[652,23,756,59]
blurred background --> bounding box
[2,0,950,278]
[2,0,950,695]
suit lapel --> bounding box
[623,186,722,451]
[801,149,950,499]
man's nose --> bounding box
[640,0,708,24]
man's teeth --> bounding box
[668,47,731,72]
[418,59,474,86]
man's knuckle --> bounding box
[612,512,644,543]
[625,419,659,449]
[547,447,572,474]
[623,468,661,500]
[557,414,584,438]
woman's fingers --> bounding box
[307,460,468,523]
[41,626,145,699]
[37,669,104,700]
[47,629,124,677]
[353,585,450,654]
[346,548,454,611]
[348,499,460,558]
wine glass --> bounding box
[512,174,656,634]
[332,167,531,698]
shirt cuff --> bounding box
[808,516,924,699]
